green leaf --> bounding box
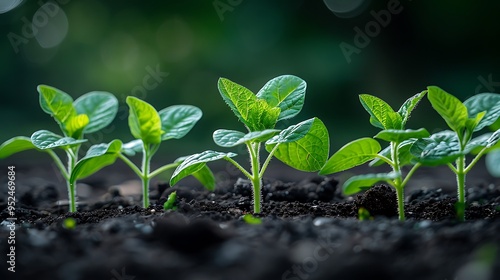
[65,114,90,138]
[486,129,500,148]
[217,78,280,131]
[70,140,122,181]
[343,172,399,195]
[359,94,402,129]
[74,91,119,134]
[374,128,429,143]
[266,117,329,172]
[410,131,461,166]
[170,150,236,186]
[465,111,486,133]
[398,91,427,126]
[192,165,216,191]
[38,85,76,126]
[319,138,381,175]
[126,96,163,144]
[256,75,306,121]
[163,191,177,210]
[31,130,87,150]
[464,93,500,131]
[121,139,143,156]
[486,149,500,177]
[213,129,279,147]
[0,137,38,158]
[159,105,202,140]
[427,86,468,132]
[243,214,262,225]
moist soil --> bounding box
[1,160,500,280]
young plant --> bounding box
[0,85,119,212]
[114,96,213,208]
[410,86,500,221]
[169,75,330,214]
[319,91,429,221]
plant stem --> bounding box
[118,154,142,177]
[390,142,405,221]
[395,186,405,221]
[249,143,262,214]
[66,149,77,212]
[456,155,466,222]
[149,162,181,179]
[47,150,69,180]
[142,144,152,208]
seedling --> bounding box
[410,86,500,221]
[170,75,330,213]
[114,97,213,208]
[243,214,262,225]
[62,217,77,230]
[358,207,373,221]
[0,85,119,212]
[163,191,177,210]
[320,92,429,221]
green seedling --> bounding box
[163,191,177,210]
[0,85,119,212]
[62,217,77,230]
[410,86,500,221]
[358,207,373,221]
[170,75,330,213]
[320,92,429,221]
[243,213,262,225]
[114,97,213,208]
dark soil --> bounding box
[1,161,500,280]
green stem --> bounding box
[68,181,76,213]
[142,144,152,208]
[249,143,262,214]
[400,163,421,188]
[47,150,69,180]
[464,148,488,174]
[391,142,405,221]
[149,162,181,179]
[456,155,466,222]
[118,153,143,177]
[224,157,252,179]
[395,186,405,221]
[259,143,280,178]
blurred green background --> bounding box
[1,0,500,162]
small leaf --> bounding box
[343,172,399,195]
[70,140,122,181]
[465,111,486,133]
[319,138,381,175]
[159,105,202,140]
[243,214,262,225]
[397,91,427,126]
[486,149,500,177]
[359,94,402,129]
[74,91,119,134]
[410,131,461,166]
[163,191,177,210]
[427,86,468,132]
[38,85,76,126]
[218,78,280,131]
[0,137,38,158]
[374,128,429,143]
[170,150,237,186]
[65,114,90,138]
[121,139,143,156]
[213,129,279,147]
[126,96,163,144]
[464,93,500,131]
[31,130,87,150]
[266,117,329,172]
[256,75,306,121]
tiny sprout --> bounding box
[163,191,177,210]
[358,207,373,221]
[62,217,77,230]
[243,213,262,225]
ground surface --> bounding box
[1,159,500,280]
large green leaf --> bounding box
[319,138,381,175]
[410,131,461,166]
[170,150,236,186]
[31,130,87,150]
[343,172,399,195]
[0,137,38,158]
[374,128,429,143]
[218,78,280,131]
[463,93,500,131]
[427,86,468,132]
[159,105,202,140]
[397,91,427,126]
[359,94,402,130]
[486,149,500,177]
[126,96,163,144]
[256,75,306,121]
[266,117,329,172]
[70,140,122,181]
[38,85,76,126]
[213,129,279,147]
[74,91,119,134]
